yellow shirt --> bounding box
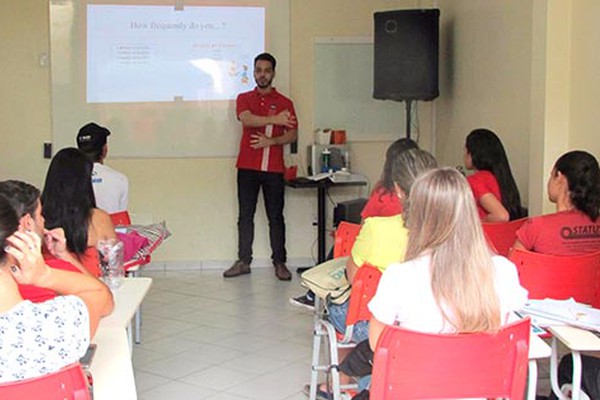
[351,215,408,273]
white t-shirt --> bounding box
[368,254,528,333]
[92,162,129,213]
[0,296,90,383]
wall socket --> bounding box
[43,142,52,159]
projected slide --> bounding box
[87,5,265,103]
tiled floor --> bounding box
[133,268,314,400]
[133,268,555,400]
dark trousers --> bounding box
[237,169,286,264]
[549,355,600,399]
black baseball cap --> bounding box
[76,122,111,154]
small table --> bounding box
[286,177,367,269]
[99,277,152,350]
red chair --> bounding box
[371,318,531,399]
[308,264,382,400]
[509,248,600,399]
[0,363,91,399]
[333,221,361,258]
[482,217,527,257]
[508,248,600,306]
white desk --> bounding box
[90,327,137,400]
[100,277,152,328]
[100,277,152,348]
[89,277,152,400]
[548,326,600,399]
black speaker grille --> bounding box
[373,9,440,101]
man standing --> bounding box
[76,122,129,214]
[223,53,298,281]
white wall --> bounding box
[569,0,600,156]
[1,0,597,267]
[435,0,533,208]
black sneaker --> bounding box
[289,294,315,311]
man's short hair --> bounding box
[77,122,111,162]
[0,180,40,218]
[254,52,276,71]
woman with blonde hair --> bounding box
[341,168,527,399]
[369,167,526,340]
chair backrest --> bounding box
[371,318,530,399]
[0,363,91,400]
[345,264,382,327]
[481,218,527,257]
[509,247,600,306]
[333,221,361,258]
[109,211,131,226]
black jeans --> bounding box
[237,169,286,264]
[549,355,600,399]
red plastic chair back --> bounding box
[509,248,600,306]
[345,264,382,327]
[109,211,131,226]
[333,221,361,258]
[0,363,90,400]
[482,218,527,257]
[371,318,530,400]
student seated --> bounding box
[515,150,600,255]
[327,148,437,343]
[41,148,117,276]
[341,168,527,398]
[359,138,418,219]
[464,128,525,222]
[0,196,113,383]
[547,354,600,400]
[77,122,129,214]
[0,180,98,302]
[289,138,420,310]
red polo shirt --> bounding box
[467,170,502,219]
[235,87,297,173]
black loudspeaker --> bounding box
[373,9,440,101]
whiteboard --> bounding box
[49,0,289,158]
[314,38,405,141]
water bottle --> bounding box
[321,148,331,172]
[343,150,351,172]
[97,239,125,290]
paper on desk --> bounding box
[520,298,600,332]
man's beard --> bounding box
[256,77,272,89]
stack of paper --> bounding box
[520,298,600,332]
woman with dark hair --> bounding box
[0,195,113,383]
[464,128,525,221]
[515,150,600,255]
[41,148,117,276]
[360,138,419,219]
